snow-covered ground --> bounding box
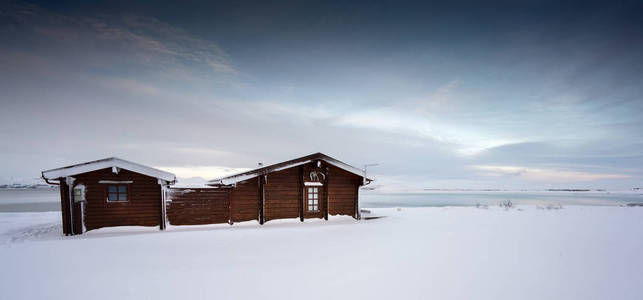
[1,206,642,300]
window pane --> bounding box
[313,205,317,211]
[308,194,313,199]
[312,187,318,193]
[308,205,313,211]
[313,200,318,204]
[308,188,313,193]
[108,193,117,201]
[74,189,82,197]
[119,193,128,201]
[108,185,117,193]
[118,186,127,193]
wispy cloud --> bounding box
[473,165,630,182]
[334,106,523,155]
[414,79,460,115]
[3,2,236,75]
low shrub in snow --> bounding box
[547,203,563,210]
[537,203,563,210]
[475,203,489,209]
[499,200,513,210]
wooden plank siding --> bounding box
[73,200,83,234]
[71,168,162,231]
[167,188,230,225]
[229,177,260,223]
[327,165,362,217]
[264,167,300,222]
[298,166,304,221]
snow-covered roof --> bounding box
[41,157,176,183]
[207,153,371,186]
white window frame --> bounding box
[307,187,319,212]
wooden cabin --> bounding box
[42,153,372,235]
[205,152,371,224]
[41,157,176,235]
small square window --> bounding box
[107,184,128,202]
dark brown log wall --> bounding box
[328,165,361,217]
[73,201,83,234]
[229,177,260,223]
[167,188,230,225]
[72,168,162,231]
[264,167,299,222]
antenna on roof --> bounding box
[363,163,378,185]
[258,162,263,167]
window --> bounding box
[107,184,128,202]
[73,184,85,203]
[307,187,318,211]
[73,188,83,202]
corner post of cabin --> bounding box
[228,188,234,225]
[323,163,329,221]
[59,177,71,235]
[298,165,304,222]
[355,183,360,220]
[65,176,77,235]
[259,174,265,225]
[158,179,167,231]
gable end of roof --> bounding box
[207,153,370,186]
[41,157,176,183]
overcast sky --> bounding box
[1,0,642,190]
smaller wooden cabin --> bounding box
[206,152,372,224]
[41,157,176,235]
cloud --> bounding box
[1,1,642,191]
[96,78,161,96]
[334,106,523,155]
[473,165,630,182]
[414,79,460,115]
[2,2,236,75]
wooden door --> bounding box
[304,185,323,218]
